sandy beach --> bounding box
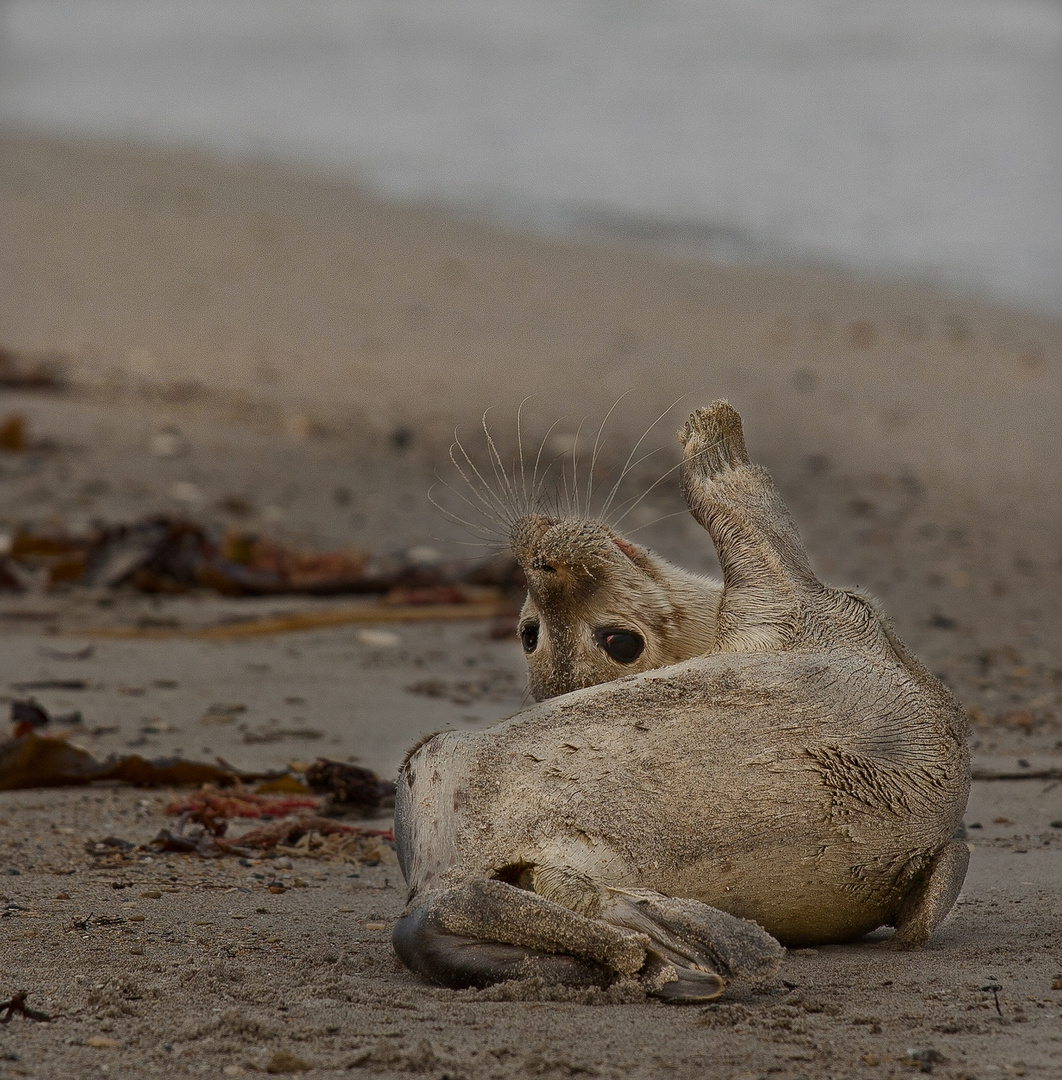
[0,130,1060,1078]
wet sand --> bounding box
[0,130,1059,1078]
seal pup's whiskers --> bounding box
[427,470,508,546]
[606,435,726,532]
[597,395,691,522]
[435,394,705,548]
[584,390,635,524]
[622,508,695,537]
[480,409,525,524]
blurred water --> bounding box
[1,0,1059,312]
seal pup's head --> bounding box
[511,513,722,700]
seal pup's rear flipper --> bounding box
[392,897,613,990]
[887,839,970,949]
[391,878,781,1002]
[393,879,647,990]
[519,864,783,1001]
[598,889,785,983]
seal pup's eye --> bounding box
[595,628,645,664]
[520,622,540,653]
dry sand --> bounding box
[0,130,1059,1078]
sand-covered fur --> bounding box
[395,403,970,1000]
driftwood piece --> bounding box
[970,767,1062,781]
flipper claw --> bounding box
[600,889,784,985]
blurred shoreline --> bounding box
[2,0,1059,315]
[2,128,1060,507]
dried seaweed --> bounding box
[0,991,52,1023]
[146,808,392,862]
[0,729,273,791]
[166,786,322,821]
[305,759,396,813]
[1,515,521,598]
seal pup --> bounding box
[393,402,970,1001]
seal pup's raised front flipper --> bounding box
[679,401,822,653]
